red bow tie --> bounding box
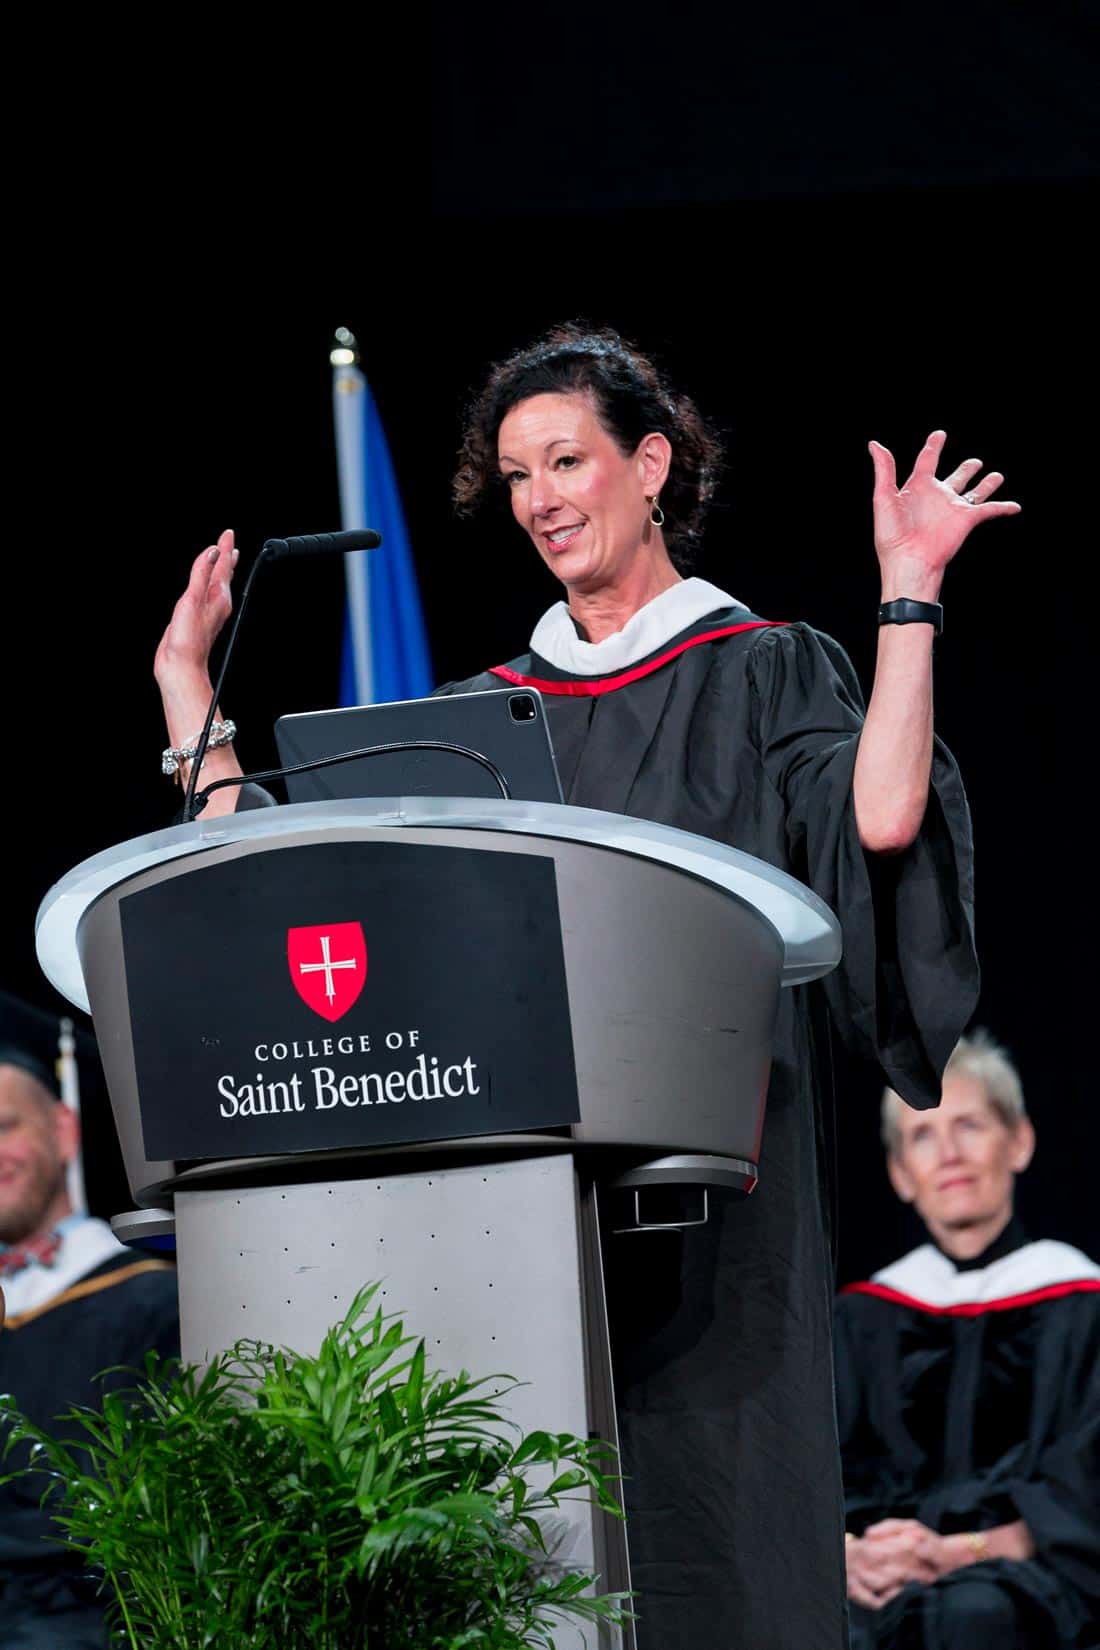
[0,1229,63,1277]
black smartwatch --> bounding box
[878,598,943,636]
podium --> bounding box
[36,797,840,1646]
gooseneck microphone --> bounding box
[261,529,382,560]
[193,740,513,813]
[180,529,381,823]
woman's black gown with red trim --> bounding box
[835,1228,1100,1648]
[435,606,978,1650]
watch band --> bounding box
[878,598,943,635]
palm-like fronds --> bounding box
[1,1284,629,1650]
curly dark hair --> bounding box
[452,322,723,570]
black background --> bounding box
[6,3,1097,1279]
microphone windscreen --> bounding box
[263,529,383,559]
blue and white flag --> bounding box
[332,354,433,706]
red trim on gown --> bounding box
[841,1278,1100,1316]
[488,620,786,697]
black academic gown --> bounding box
[0,1252,180,1649]
[836,1224,1100,1650]
[436,608,978,1650]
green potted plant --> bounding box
[2,1285,629,1648]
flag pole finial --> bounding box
[331,327,359,367]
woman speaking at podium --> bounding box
[154,324,1013,1648]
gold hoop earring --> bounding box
[649,496,665,528]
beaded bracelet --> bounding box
[162,719,237,777]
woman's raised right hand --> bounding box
[154,528,238,690]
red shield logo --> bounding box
[287,923,367,1022]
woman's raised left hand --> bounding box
[868,430,1020,600]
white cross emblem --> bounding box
[296,933,360,1005]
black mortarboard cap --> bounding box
[0,987,131,1218]
[0,988,69,1095]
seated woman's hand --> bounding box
[868,430,1020,602]
[846,1518,946,1609]
[154,529,238,693]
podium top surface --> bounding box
[36,797,842,1011]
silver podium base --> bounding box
[173,1152,628,1649]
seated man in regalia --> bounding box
[835,1029,1100,1649]
[0,989,180,1649]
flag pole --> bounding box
[331,328,374,706]
[57,1017,87,1214]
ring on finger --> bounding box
[964,491,978,504]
